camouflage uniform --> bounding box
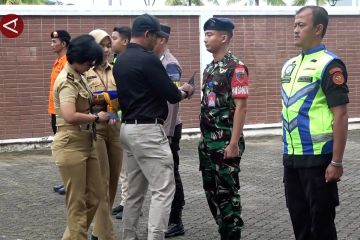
[199,51,248,238]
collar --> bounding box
[64,62,81,79]
[55,54,66,64]
[212,50,232,65]
[302,44,326,55]
[93,61,112,71]
[128,42,146,50]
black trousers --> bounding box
[51,114,57,134]
[168,123,185,224]
[284,165,339,240]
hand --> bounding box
[325,164,343,183]
[97,111,110,123]
[224,143,240,159]
[108,119,117,125]
[179,83,194,99]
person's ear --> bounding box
[315,24,324,38]
[145,31,151,39]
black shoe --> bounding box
[112,204,123,215]
[90,234,98,240]
[115,211,123,220]
[220,230,241,240]
[58,187,66,195]
[53,184,64,193]
[165,223,185,238]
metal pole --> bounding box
[189,0,191,6]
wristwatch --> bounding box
[94,114,100,123]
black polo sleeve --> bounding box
[144,55,182,104]
[321,59,349,108]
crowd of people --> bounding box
[48,6,348,240]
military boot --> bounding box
[220,230,241,240]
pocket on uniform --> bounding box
[158,125,169,145]
[314,176,339,208]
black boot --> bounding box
[53,184,64,193]
[112,204,123,215]
[165,222,185,238]
[220,230,241,240]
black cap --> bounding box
[132,14,161,35]
[203,18,235,32]
[50,30,71,45]
[158,24,171,38]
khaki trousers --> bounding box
[120,123,175,240]
[120,152,128,206]
[52,129,102,240]
[92,122,123,240]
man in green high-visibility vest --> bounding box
[281,6,349,240]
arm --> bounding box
[58,83,109,125]
[325,104,348,182]
[224,98,247,159]
[224,64,249,159]
[321,60,349,182]
[146,56,185,104]
[60,102,98,124]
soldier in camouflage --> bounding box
[199,17,249,240]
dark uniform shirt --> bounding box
[113,43,182,121]
[283,56,349,168]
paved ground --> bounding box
[1,131,360,240]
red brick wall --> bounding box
[0,14,359,140]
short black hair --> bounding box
[66,34,103,66]
[113,26,131,41]
[296,6,328,38]
[50,30,71,47]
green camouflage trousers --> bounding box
[198,138,245,236]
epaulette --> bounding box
[86,76,97,80]
[67,73,75,81]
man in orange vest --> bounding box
[48,30,71,195]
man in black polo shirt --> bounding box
[113,13,193,240]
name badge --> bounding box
[208,92,216,107]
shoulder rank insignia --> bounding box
[86,76,97,80]
[66,73,74,81]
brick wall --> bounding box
[0,13,359,140]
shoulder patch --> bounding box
[332,72,345,85]
[235,66,246,81]
[66,73,74,81]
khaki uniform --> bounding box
[52,63,102,240]
[85,62,123,240]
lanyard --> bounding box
[93,67,109,91]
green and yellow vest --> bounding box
[281,44,339,155]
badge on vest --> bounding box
[281,63,296,83]
[297,76,313,83]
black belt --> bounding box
[124,118,164,125]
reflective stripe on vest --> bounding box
[281,46,337,155]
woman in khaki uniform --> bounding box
[52,34,110,240]
[86,29,123,240]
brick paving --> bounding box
[1,131,360,240]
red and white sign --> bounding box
[0,14,24,38]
